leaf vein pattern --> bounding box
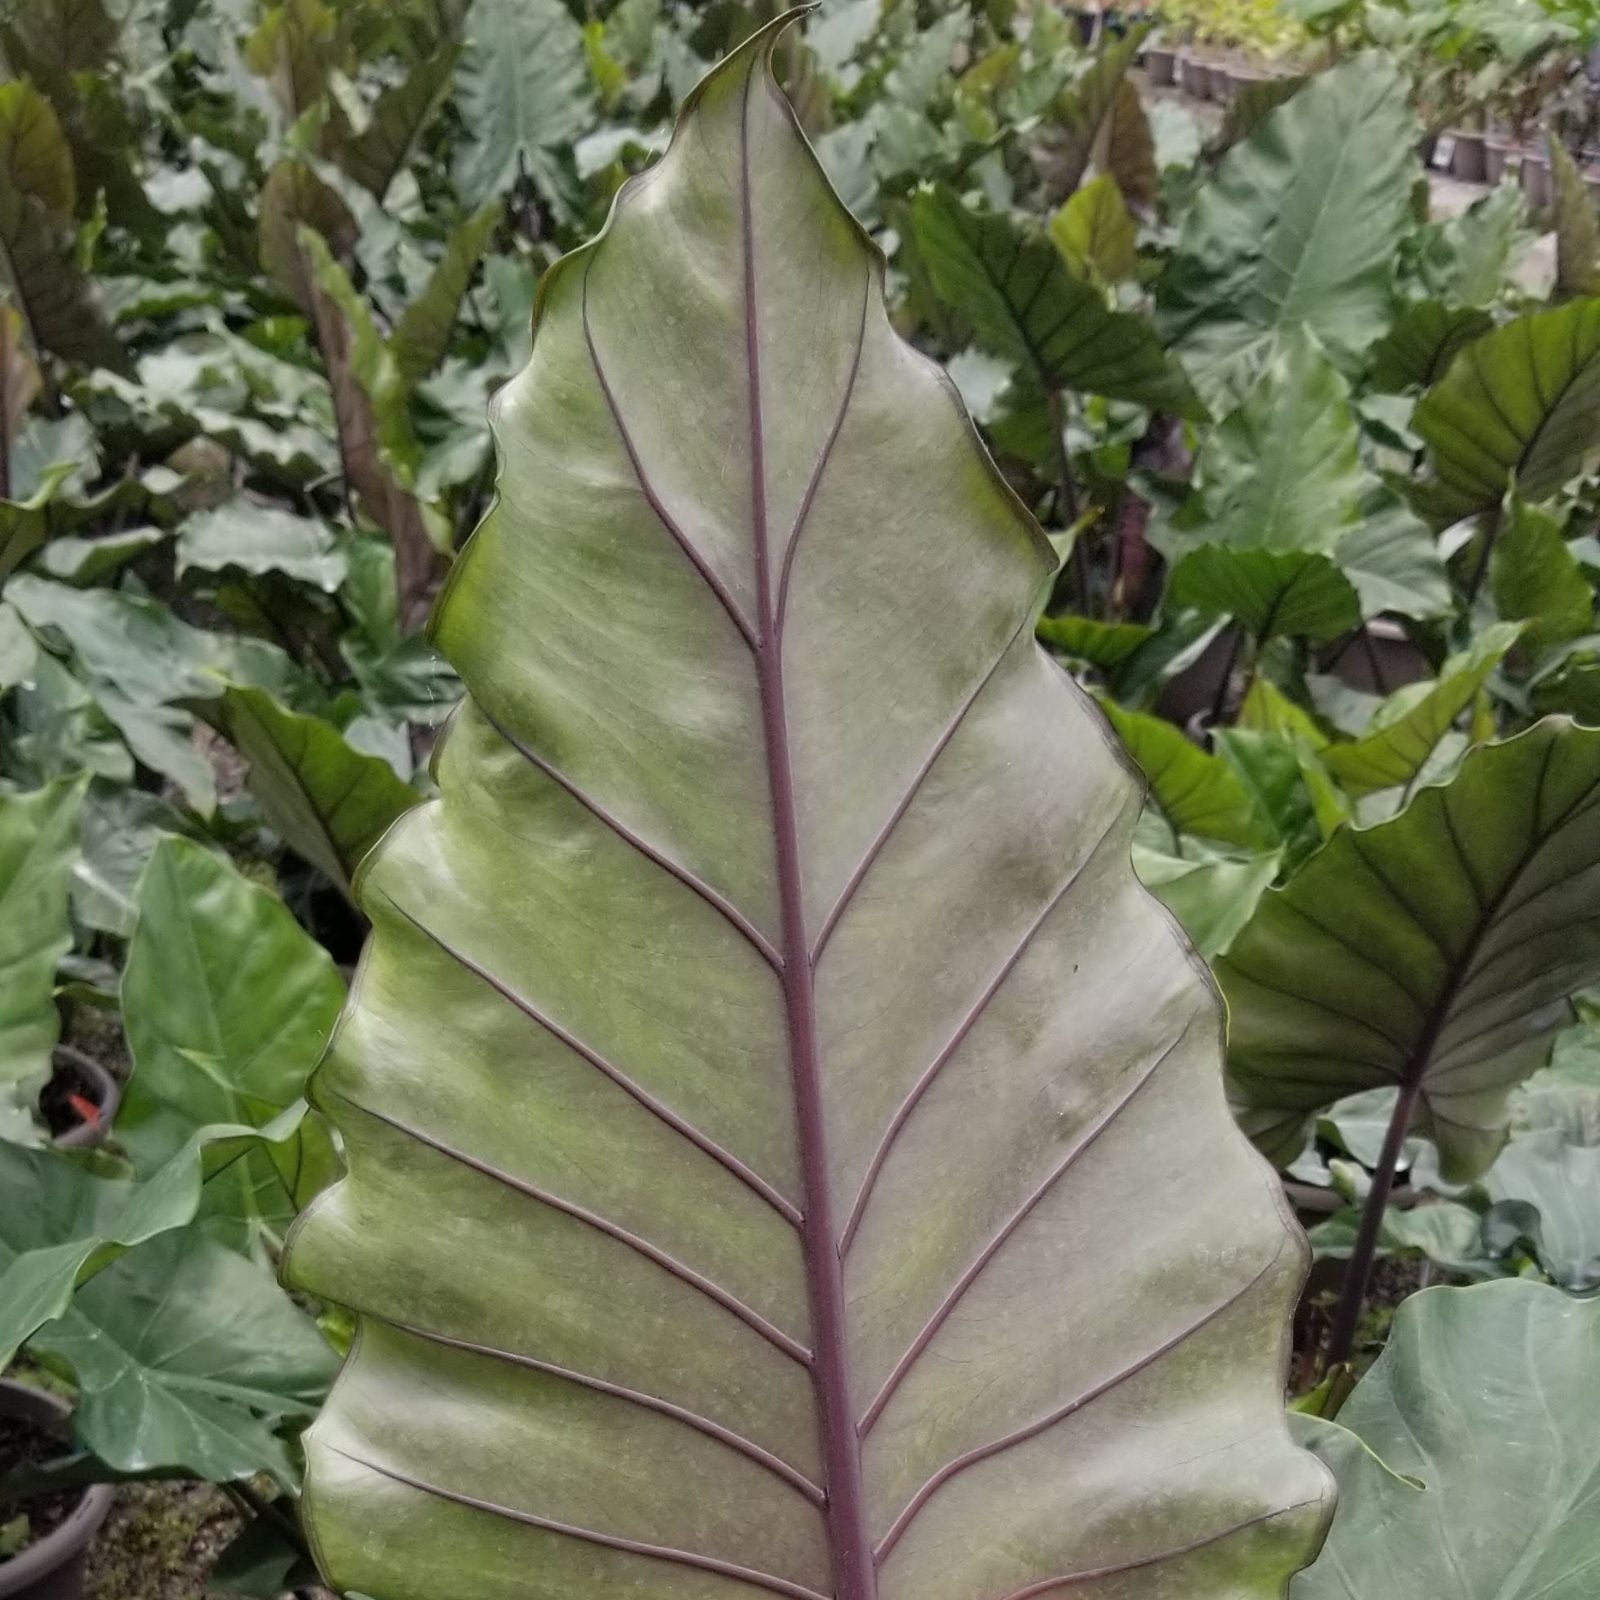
[375,890,799,1224]
[330,1090,812,1365]
[475,700,783,971]
[872,1252,1284,1565]
[325,1447,831,1600]
[389,1320,823,1504]
[858,1029,1185,1435]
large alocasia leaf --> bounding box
[1159,56,1415,406]
[1223,718,1600,1180]
[1293,1282,1600,1599]
[284,26,1328,1600]
[1411,300,1600,525]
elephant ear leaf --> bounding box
[1223,719,1600,1180]
[1411,301,1600,524]
[284,24,1327,1600]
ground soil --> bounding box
[83,1484,240,1600]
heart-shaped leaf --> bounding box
[1412,300,1600,524]
[1292,1282,1600,1598]
[911,183,1206,417]
[1224,718,1600,1178]
[1366,300,1494,393]
[284,26,1327,1600]
[1169,547,1361,645]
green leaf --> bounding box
[1169,547,1361,645]
[0,1107,311,1368]
[1483,1130,1600,1290]
[1367,300,1494,392]
[911,184,1206,417]
[1160,55,1416,406]
[1212,74,1307,157]
[1182,328,1363,553]
[1034,612,1153,670]
[329,49,460,202]
[120,838,345,1234]
[7,573,309,708]
[1549,137,1600,300]
[1102,699,1269,847]
[1133,846,1283,958]
[1324,622,1521,796]
[30,1225,336,1484]
[1412,300,1600,525]
[390,202,502,387]
[0,0,119,76]
[282,28,1328,1600]
[0,79,75,215]
[1492,501,1593,654]
[0,776,84,1121]
[1224,719,1600,1178]
[1099,78,1158,212]
[1417,182,1530,309]
[218,685,421,895]
[1292,1282,1600,1598]
[242,0,342,122]
[177,499,347,591]
[1334,487,1452,621]
[1048,174,1137,286]
[452,0,594,209]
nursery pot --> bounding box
[1522,152,1553,209]
[1178,54,1210,99]
[41,1048,119,1151]
[0,1382,112,1600]
[1449,132,1488,184]
[1144,46,1176,87]
[1484,136,1519,186]
[1205,62,1232,102]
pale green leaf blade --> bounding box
[1159,55,1416,406]
[452,0,594,210]
[1182,329,1363,554]
[1224,719,1600,1177]
[219,685,421,893]
[1483,1129,1600,1290]
[283,27,1327,1600]
[1133,846,1283,958]
[177,499,348,591]
[1292,1282,1600,1598]
[31,1226,337,1483]
[1492,500,1594,653]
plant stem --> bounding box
[1463,506,1502,604]
[1323,1073,1425,1371]
[1045,387,1087,606]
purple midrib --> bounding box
[738,61,876,1600]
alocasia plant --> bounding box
[284,23,1329,1600]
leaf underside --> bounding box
[285,25,1327,1600]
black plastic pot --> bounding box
[1484,136,1519,186]
[0,1383,111,1600]
[42,1047,119,1151]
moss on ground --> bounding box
[85,1483,238,1600]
